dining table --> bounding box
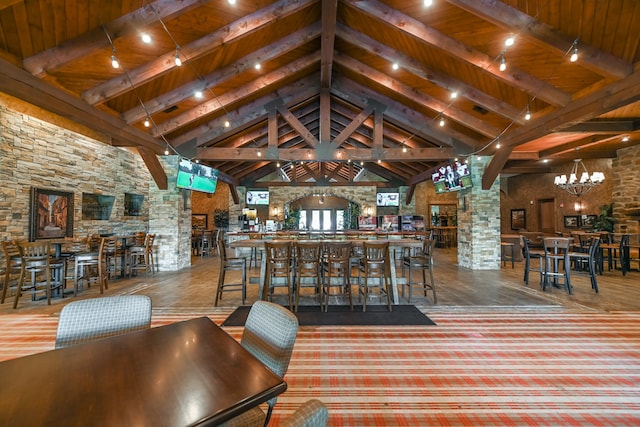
[230,238,423,304]
[0,317,287,426]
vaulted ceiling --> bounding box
[1,0,640,201]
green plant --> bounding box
[213,208,229,230]
[592,203,615,232]
[284,207,300,230]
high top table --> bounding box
[0,317,286,426]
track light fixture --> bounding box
[111,49,119,69]
[143,116,150,127]
[224,119,230,128]
[570,40,579,62]
[174,49,182,67]
[499,52,506,71]
[525,106,531,121]
[423,0,433,6]
[439,116,445,126]
[141,33,152,44]
[164,146,170,156]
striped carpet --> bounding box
[1,307,639,426]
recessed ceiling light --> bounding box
[141,33,151,44]
[505,36,515,47]
[194,90,203,99]
[392,62,399,70]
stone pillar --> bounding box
[457,157,501,270]
[148,156,192,272]
[612,145,640,233]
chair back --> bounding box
[280,399,329,427]
[132,232,146,247]
[55,295,152,349]
[18,241,51,269]
[241,300,299,423]
[296,242,322,270]
[145,233,155,250]
[2,240,22,264]
[242,301,299,377]
[265,241,292,274]
[324,241,352,263]
[363,241,389,263]
[88,234,102,251]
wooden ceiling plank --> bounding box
[446,0,632,79]
[331,76,480,151]
[83,0,317,106]
[483,69,640,188]
[152,52,321,137]
[274,101,320,148]
[23,0,206,77]
[173,76,319,147]
[0,57,164,152]
[122,23,321,123]
[335,53,502,138]
[346,0,571,107]
[335,24,524,124]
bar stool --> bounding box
[569,236,600,293]
[1,240,22,304]
[14,241,64,309]
[358,241,392,312]
[522,236,544,286]
[248,232,263,269]
[294,241,323,311]
[401,237,436,303]
[321,241,353,312]
[215,234,247,306]
[542,237,572,294]
[129,233,155,277]
[264,241,294,310]
[72,237,107,296]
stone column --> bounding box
[457,157,501,270]
[148,156,192,272]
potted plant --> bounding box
[213,209,229,230]
[592,203,615,232]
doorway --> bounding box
[538,198,555,234]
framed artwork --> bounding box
[192,214,208,229]
[29,187,74,241]
[510,209,526,230]
[564,215,580,229]
[581,214,597,229]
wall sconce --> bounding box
[364,207,373,216]
[273,206,280,217]
[574,200,583,212]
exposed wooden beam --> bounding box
[445,0,632,80]
[482,70,640,188]
[82,0,316,106]
[346,0,571,107]
[335,24,524,124]
[560,119,640,133]
[333,103,375,147]
[22,0,206,77]
[335,53,502,138]
[152,52,320,137]
[320,0,338,88]
[273,100,320,148]
[122,24,321,123]
[249,181,397,188]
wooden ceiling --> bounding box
[1,0,640,197]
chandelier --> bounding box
[554,159,605,196]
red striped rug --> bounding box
[1,307,639,426]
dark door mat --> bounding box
[222,304,436,327]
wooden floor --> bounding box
[3,246,639,314]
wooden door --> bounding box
[538,199,555,234]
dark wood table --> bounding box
[0,317,286,426]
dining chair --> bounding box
[68,237,107,296]
[541,237,572,294]
[222,301,299,427]
[294,241,323,312]
[264,241,294,310]
[215,233,247,306]
[401,237,436,304]
[280,399,329,427]
[13,241,64,309]
[321,241,353,312]
[358,241,392,312]
[55,295,152,349]
[1,240,22,304]
[569,236,600,293]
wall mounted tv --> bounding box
[432,161,472,193]
[376,192,400,207]
[176,158,219,194]
[246,190,269,205]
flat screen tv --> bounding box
[246,190,269,205]
[376,192,399,207]
[432,161,472,193]
[176,158,219,194]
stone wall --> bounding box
[0,97,190,272]
[457,157,501,270]
[612,144,640,233]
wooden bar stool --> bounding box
[321,241,353,312]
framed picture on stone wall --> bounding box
[192,214,208,229]
[29,187,74,241]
